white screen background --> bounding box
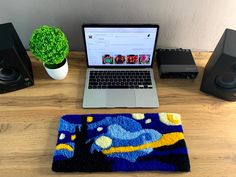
[84,27,157,67]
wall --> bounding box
[0,0,236,51]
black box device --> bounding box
[156,48,198,79]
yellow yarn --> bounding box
[56,144,74,151]
[102,132,184,154]
[167,114,181,125]
[87,116,93,123]
[71,135,76,141]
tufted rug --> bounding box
[52,113,190,172]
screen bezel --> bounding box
[82,24,159,68]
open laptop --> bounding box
[82,24,159,108]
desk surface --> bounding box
[0,52,236,177]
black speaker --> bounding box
[200,29,236,101]
[0,23,34,94]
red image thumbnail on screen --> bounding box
[126,55,138,64]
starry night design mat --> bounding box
[52,113,190,172]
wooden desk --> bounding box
[0,52,236,177]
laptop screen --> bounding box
[83,25,159,67]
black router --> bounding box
[156,48,198,79]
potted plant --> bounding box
[29,25,69,80]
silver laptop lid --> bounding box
[82,24,159,68]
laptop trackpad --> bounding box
[106,90,136,107]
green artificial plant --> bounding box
[29,25,69,68]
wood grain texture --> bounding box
[0,51,236,177]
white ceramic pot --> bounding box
[44,58,68,80]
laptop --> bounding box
[82,24,159,108]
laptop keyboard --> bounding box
[88,70,153,89]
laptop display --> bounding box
[83,25,159,67]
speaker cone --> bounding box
[0,67,20,82]
[215,72,236,89]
